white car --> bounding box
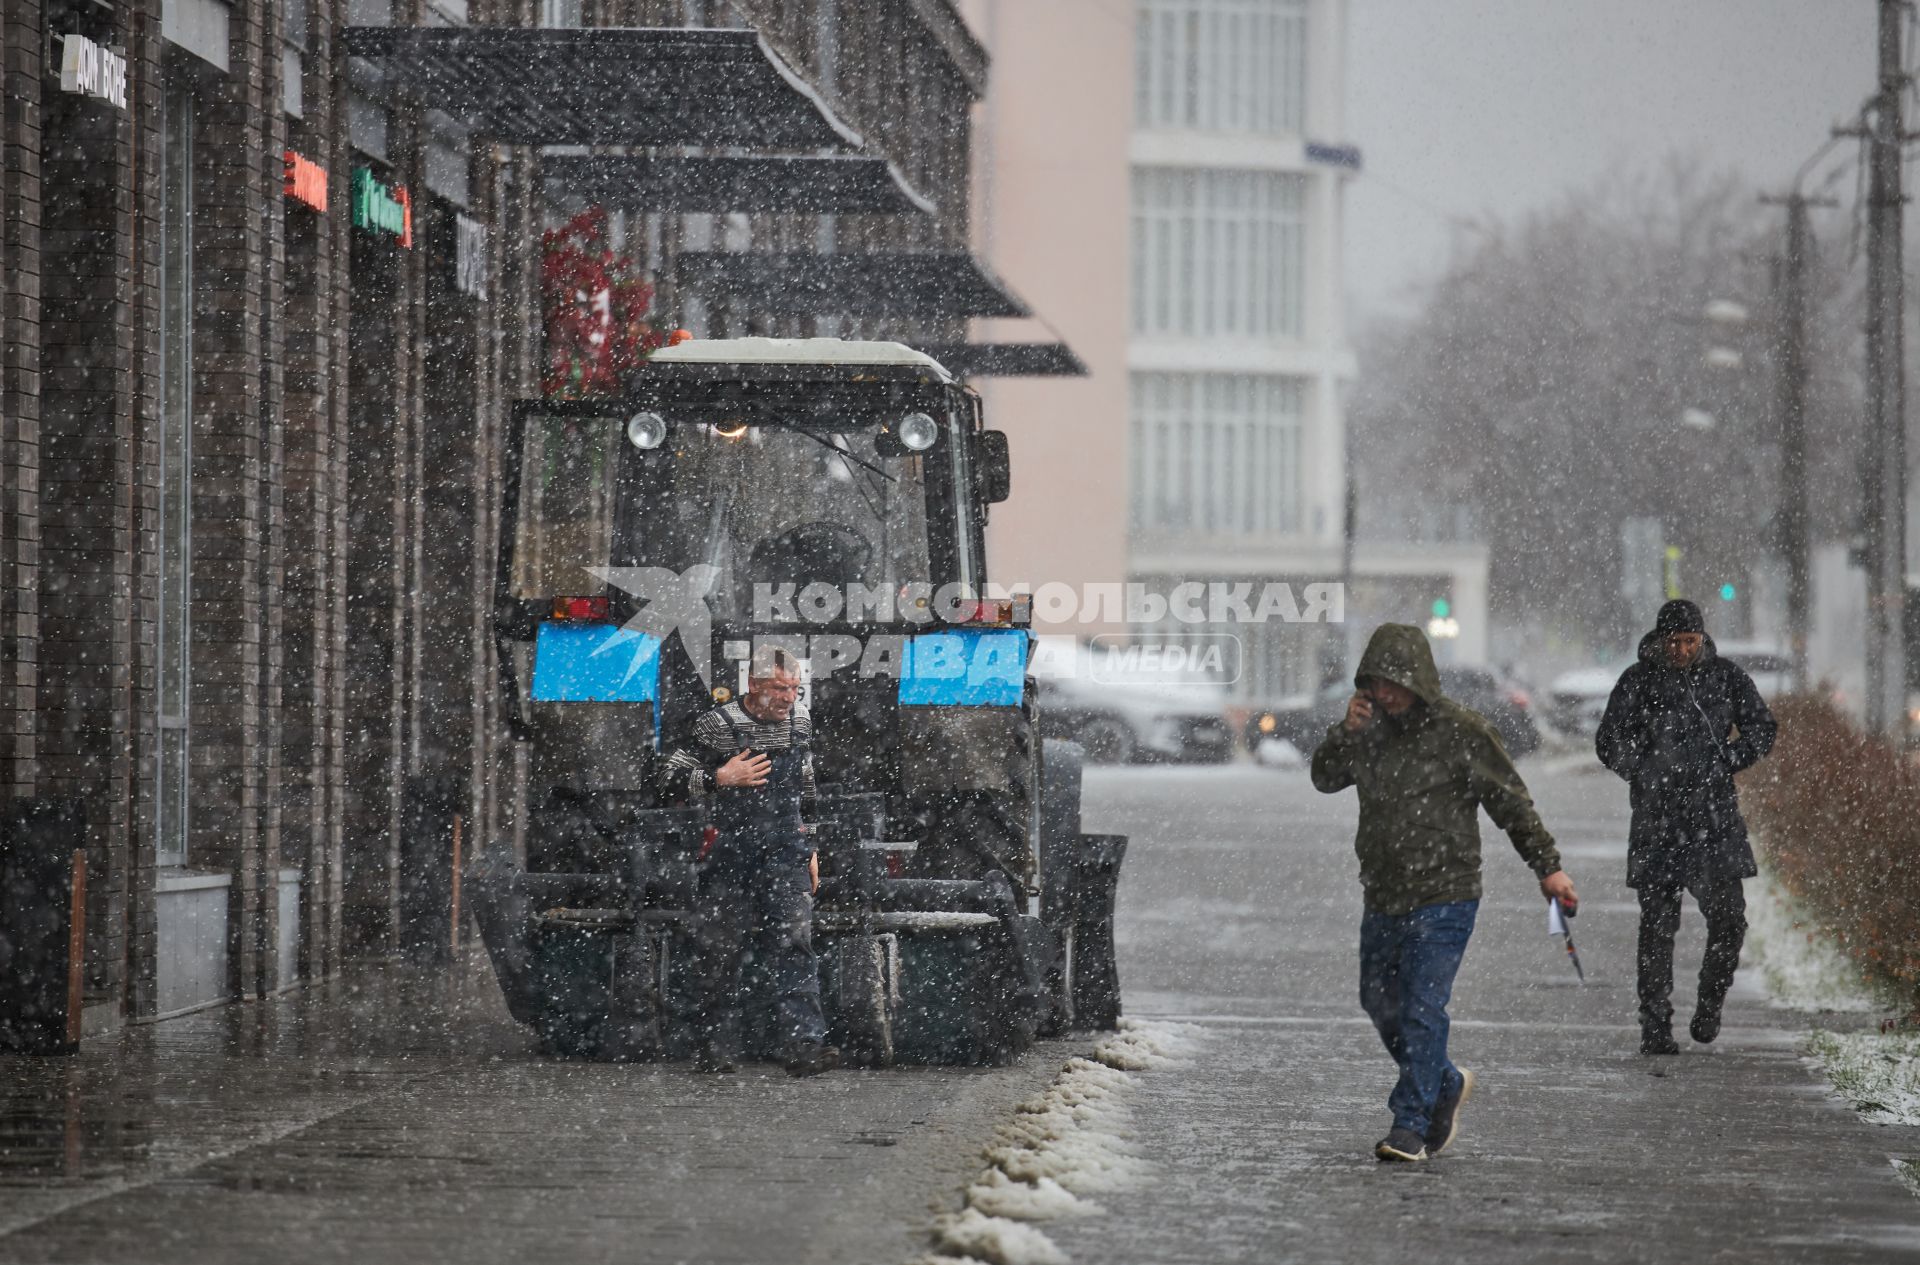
[1032,642,1236,764]
[1547,640,1789,737]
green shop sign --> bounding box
[351,167,412,246]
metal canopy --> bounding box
[340,26,864,149]
[541,154,936,216]
[916,342,1087,378]
[675,252,1031,319]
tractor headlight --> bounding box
[897,412,939,452]
[626,411,668,450]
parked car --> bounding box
[1547,658,1636,738]
[1033,648,1235,765]
[1716,641,1790,700]
[1443,666,1542,756]
[1245,666,1541,757]
[1548,640,1789,738]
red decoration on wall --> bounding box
[541,208,665,399]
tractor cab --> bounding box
[473,338,1124,1065]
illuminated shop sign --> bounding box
[284,151,328,212]
[59,33,127,109]
[351,167,412,247]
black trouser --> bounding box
[1635,877,1746,1029]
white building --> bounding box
[1126,0,1363,700]
[968,0,1486,703]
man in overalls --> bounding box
[658,645,839,1076]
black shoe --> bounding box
[692,1043,738,1074]
[1689,1007,1722,1045]
[782,1042,841,1077]
[1641,1025,1680,1056]
[1374,1127,1429,1162]
[1426,1067,1475,1155]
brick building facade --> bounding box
[3,0,1004,1033]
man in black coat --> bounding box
[1596,599,1777,1055]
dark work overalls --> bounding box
[687,712,827,1056]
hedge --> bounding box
[1743,695,1920,1018]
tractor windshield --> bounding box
[509,409,980,625]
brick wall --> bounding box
[189,0,274,997]
[37,0,162,1014]
[281,0,349,982]
[0,0,43,804]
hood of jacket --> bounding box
[1354,622,1444,705]
[1636,629,1720,671]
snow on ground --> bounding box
[1743,870,1881,1013]
[1805,1030,1920,1128]
[914,1019,1204,1265]
[1746,865,1920,1192]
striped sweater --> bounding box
[657,700,817,812]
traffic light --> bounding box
[1430,598,1451,619]
[1719,582,1737,602]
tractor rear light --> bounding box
[951,597,1026,626]
[551,595,612,623]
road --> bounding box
[2,759,1916,1263]
[1050,759,1920,1263]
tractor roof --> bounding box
[649,337,953,381]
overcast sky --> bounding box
[1344,0,1878,329]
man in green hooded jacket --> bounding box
[1312,623,1579,1163]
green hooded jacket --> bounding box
[1310,623,1562,915]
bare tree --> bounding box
[1352,157,1862,656]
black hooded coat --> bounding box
[1594,629,1776,889]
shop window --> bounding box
[158,88,194,868]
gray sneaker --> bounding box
[1426,1067,1475,1155]
[1374,1126,1429,1162]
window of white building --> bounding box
[1134,0,1309,135]
[1130,372,1305,538]
[1131,167,1305,339]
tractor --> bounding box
[469,337,1126,1065]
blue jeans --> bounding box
[1358,899,1478,1135]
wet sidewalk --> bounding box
[1059,763,1920,1264]
[0,959,1065,1265]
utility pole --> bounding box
[1760,191,1830,693]
[1861,0,1908,737]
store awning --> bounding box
[541,154,935,216]
[916,342,1087,378]
[340,26,863,149]
[675,252,1030,319]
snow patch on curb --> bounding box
[1806,1030,1920,1127]
[918,1018,1204,1265]
[1745,872,1880,1013]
